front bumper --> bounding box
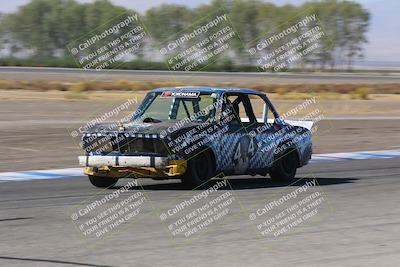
[78,155,169,168]
[78,155,186,178]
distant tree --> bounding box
[338,1,369,69]
[0,13,5,50]
[227,0,262,64]
[145,4,191,43]
[4,0,131,58]
[5,0,60,57]
[300,0,369,70]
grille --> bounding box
[83,134,168,155]
[82,135,114,154]
[123,137,168,155]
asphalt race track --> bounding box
[1,157,399,267]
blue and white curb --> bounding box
[0,168,82,182]
[1,149,400,182]
[310,150,400,163]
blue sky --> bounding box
[1,0,399,63]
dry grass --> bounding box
[3,89,400,119]
[64,82,88,99]
[0,79,398,100]
[351,87,371,100]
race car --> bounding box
[78,87,313,188]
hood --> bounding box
[84,120,201,137]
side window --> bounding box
[227,95,249,122]
[195,95,216,121]
[220,93,276,126]
[248,94,270,123]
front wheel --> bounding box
[181,151,215,188]
[269,149,298,182]
[88,175,119,188]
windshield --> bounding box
[133,91,218,122]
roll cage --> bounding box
[218,92,281,125]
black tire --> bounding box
[181,150,215,188]
[269,149,298,182]
[88,175,119,188]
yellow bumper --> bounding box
[84,160,187,179]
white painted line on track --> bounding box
[0,150,400,182]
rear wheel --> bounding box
[269,149,298,182]
[88,175,119,188]
[181,151,215,188]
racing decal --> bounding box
[161,90,200,98]
[232,135,258,174]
